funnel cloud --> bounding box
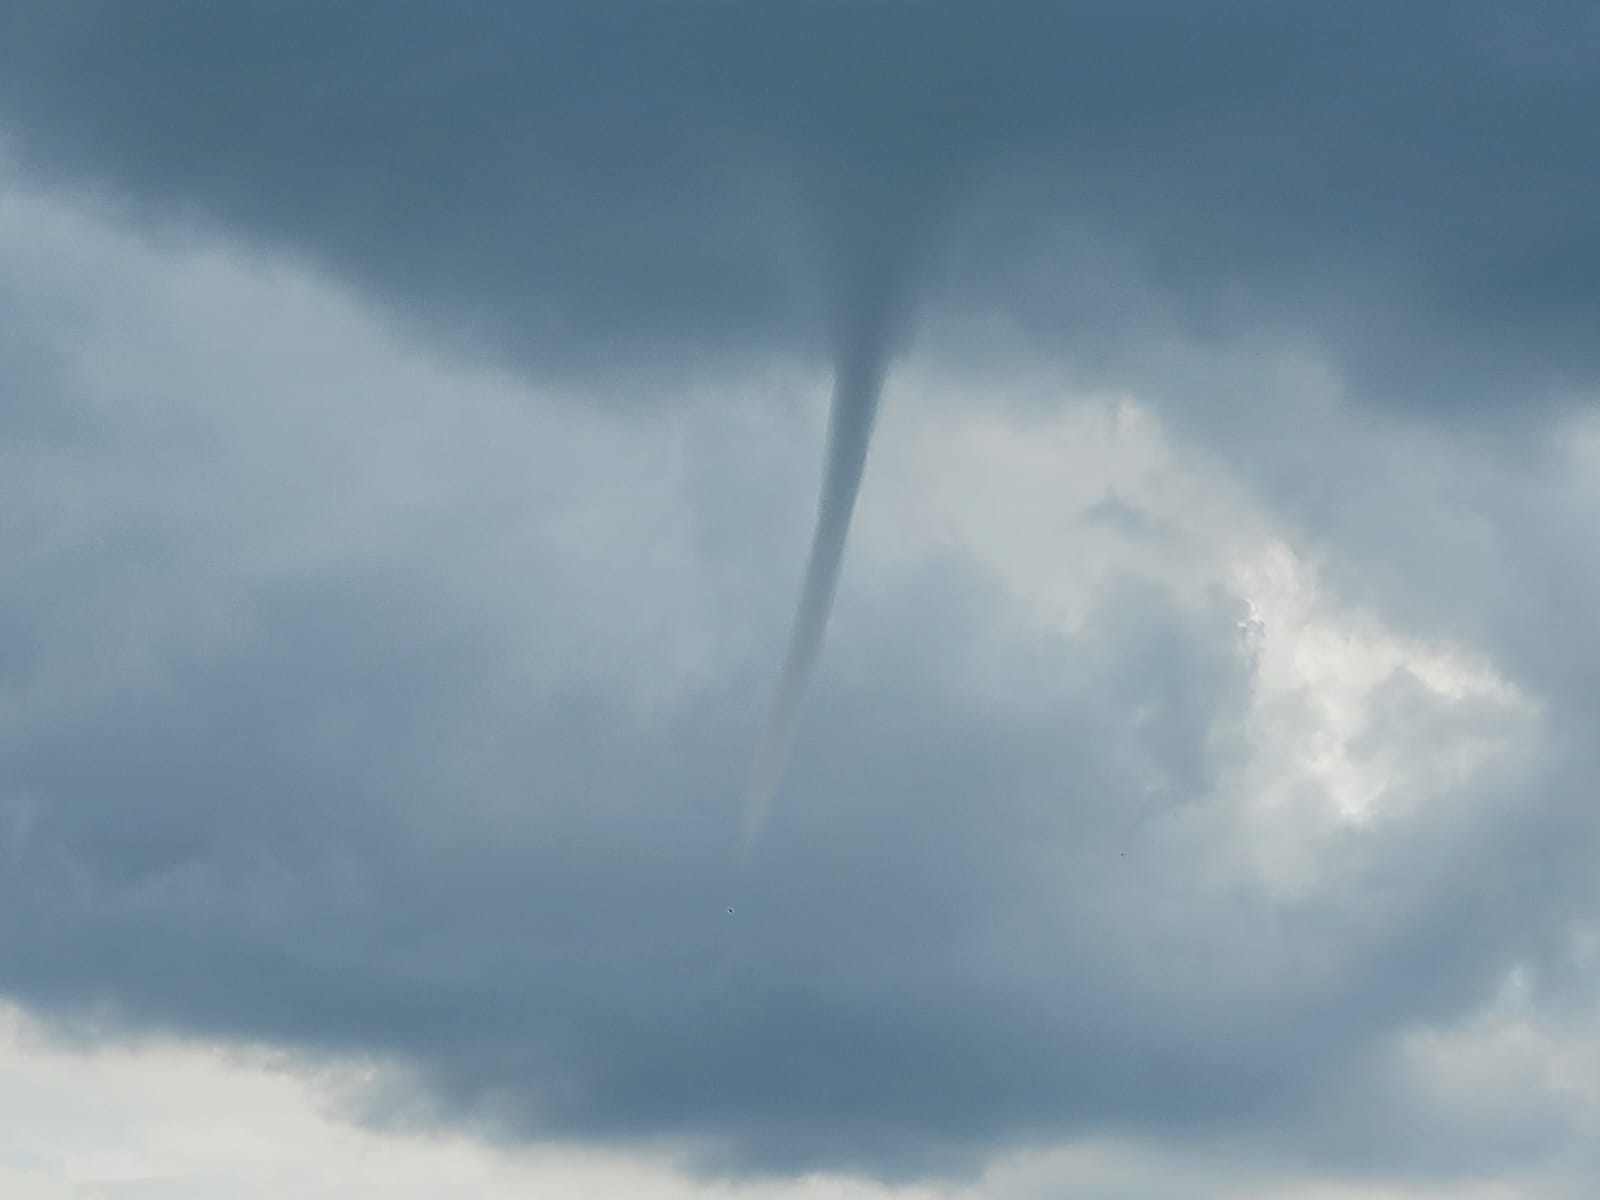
[741,163,944,849]
[743,319,893,848]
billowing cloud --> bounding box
[1,5,1599,1196]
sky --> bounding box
[1,3,1599,1197]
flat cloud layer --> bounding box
[2,4,1600,1195]
[4,2,1599,395]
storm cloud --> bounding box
[2,4,1600,1195]
[4,2,1598,393]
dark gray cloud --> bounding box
[2,4,1600,1193]
[3,1,1598,400]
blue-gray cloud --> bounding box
[3,2,1598,398]
[2,4,1599,1192]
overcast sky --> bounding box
[2,4,1600,1197]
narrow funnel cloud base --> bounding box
[741,336,890,852]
